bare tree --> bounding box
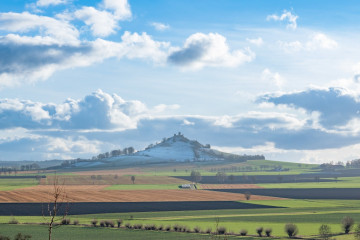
[190,171,201,183]
[43,174,69,240]
[244,191,251,200]
[131,175,136,184]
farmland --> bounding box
[0,159,360,239]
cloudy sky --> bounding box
[1,0,360,163]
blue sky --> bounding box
[1,0,360,163]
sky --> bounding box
[1,0,360,163]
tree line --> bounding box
[91,147,135,160]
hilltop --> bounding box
[64,133,264,168]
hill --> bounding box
[65,133,264,168]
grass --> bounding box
[0,178,38,191]
[105,184,181,190]
[0,223,250,240]
[1,200,359,237]
[258,176,360,188]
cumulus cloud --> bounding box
[36,0,68,7]
[305,33,338,50]
[0,12,79,44]
[2,90,360,161]
[259,87,360,129]
[0,31,170,87]
[0,89,184,131]
[267,10,298,30]
[74,7,120,37]
[74,0,131,37]
[102,0,131,20]
[150,22,170,31]
[279,33,338,52]
[261,68,285,88]
[168,32,255,69]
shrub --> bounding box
[256,226,263,237]
[206,228,212,234]
[117,219,123,228]
[183,226,190,233]
[99,221,105,227]
[355,224,360,240]
[165,225,171,231]
[319,224,331,240]
[342,216,355,234]
[157,225,163,231]
[8,218,19,224]
[61,218,70,225]
[173,224,179,232]
[14,233,32,240]
[193,226,201,233]
[73,220,79,225]
[265,228,272,237]
[0,235,10,240]
[125,223,131,229]
[144,224,156,230]
[240,229,248,236]
[91,219,98,227]
[217,226,227,235]
[285,223,298,238]
[108,220,115,228]
[133,224,143,230]
[244,191,251,200]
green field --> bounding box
[0,199,359,238]
[0,178,38,191]
[1,159,360,239]
[0,224,251,240]
[259,176,360,188]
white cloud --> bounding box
[306,33,338,50]
[102,0,131,20]
[72,0,131,37]
[0,12,79,44]
[150,22,170,31]
[74,7,119,37]
[261,68,285,88]
[168,32,255,69]
[119,31,171,63]
[267,10,298,30]
[46,136,101,154]
[279,33,338,52]
[182,119,195,126]
[246,37,263,46]
[278,40,303,52]
[0,31,171,88]
[153,104,180,113]
[214,142,360,164]
[0,89,182,130]
[36,0,68,7]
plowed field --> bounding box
[0,187,282,203]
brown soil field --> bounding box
[0,187,282,203]
[40,175,188,185]
[200,184,264,189]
